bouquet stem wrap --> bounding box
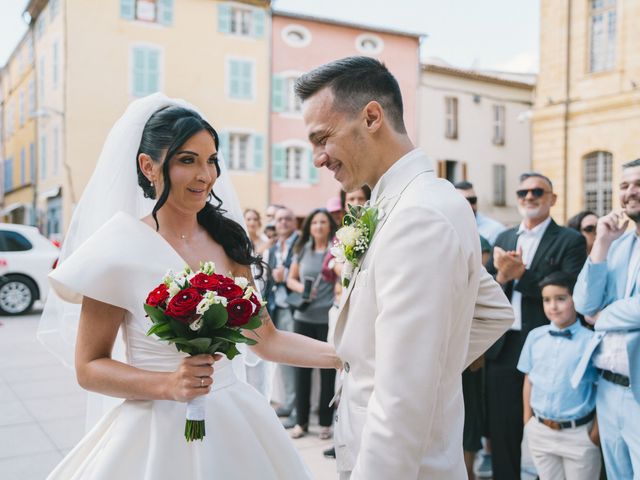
[185,395,206,441]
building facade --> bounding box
[533,0,640,223]
[419,61,535,226]
[0,31,38,226]
[270,11,421,217]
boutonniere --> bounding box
[331,202,382,287]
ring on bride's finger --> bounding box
[200,377,204,387]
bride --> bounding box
[39,94,341,479]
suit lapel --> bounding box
[529,220,559,271]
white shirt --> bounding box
[510,217,552,331]
[593,234,639,376]
[476,213,506,246]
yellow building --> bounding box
[24,0,271,236]
[533,0,640,223]
[0,31,38,225]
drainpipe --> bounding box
[562,0,572,221]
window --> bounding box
[7,100,15,136]
[218,4,265,38]
[218,131,263,171]
[492,105,505,145]
[131,46,161,97]
[26,37,34,64]
[0,231,32,252]
[36,15,45,40]
[272,74,302,114]
[437,159,466,183]
[272,144,317,183]
[227,59,253,100]
[493,164,506,206]
[50,0,60,20]
[445,97,458,139]
[228,133,250,170]
[53,127,59,175]
[120,0,173,26]
[19,90,25,127]
[589,0,616,72]
[4,158,13,192]
[20,148,26,186]
[40,57,45,103]
[52,41,59,89]
[282,25,311,47]
[40,135,47,180]
[584,151,612,215]
[47,196,62,237]
[355,34,384,55]
[28,79,35,117]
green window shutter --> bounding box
[272,145,286,182]
[253,134,264,171]
[132,48,146,96]
[252,10,265,38]
[146,49,160,94]
[241,62,252,99]
[218,131,230,165]
[120,0,135,20]
[158,0,173,26]
[218,4,232,33]
[272,75,285,112]
[229,60,240,98]
[308,149,318,184]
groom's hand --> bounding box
[167,354,218,402]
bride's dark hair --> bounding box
[136,105,264,277]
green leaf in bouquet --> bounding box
[224,344,241,360]
[146,322,173,337]
[206,340,225,355]
[202,303,228,330]
[175,343,195,355]
[188,337,213,353]
[144,304,168,324]
[168,318,194,339]
[217,328,255,344]
[241,315,262,331]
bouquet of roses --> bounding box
[144,261,265,441]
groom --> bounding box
[297,57,514,479]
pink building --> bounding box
[270,12,422,218]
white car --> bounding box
[0,223,59,315]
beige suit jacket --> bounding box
[333,149,514,479]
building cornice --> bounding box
[272,10,425,38]
[422,63,536,90]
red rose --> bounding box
[227,298,254,327]
[165,287,202,323]
[146,284,169,307]
[216,283,244,301]
[212,274,235,284]
[249,293,261,314]
[189,273,220,291]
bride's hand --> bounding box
[167,354,219,402]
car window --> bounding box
[0,231,33,252]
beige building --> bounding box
[419,60,535,226]
[0,31,38,225]
[22,0,271,236]
[533,0,640,223]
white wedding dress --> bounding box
[46,212,312,480]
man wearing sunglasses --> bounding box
[572,159,640,479]
[454,181,506,246]
[485,172,587,480]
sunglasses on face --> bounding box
[516,188,550,199]
[466,196,478,205]
[581,225,596,233]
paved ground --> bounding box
[0,309,536,479]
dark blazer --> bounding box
[263,232,299,317]
[485,219,587,366]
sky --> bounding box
[0,0,540,72]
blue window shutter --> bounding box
[146,49,160,94]
[20,149,26,186]
[30,143,35,183]
[308,149,318,184]
[229,60,240,98]
[41,136,47,179]
[242,62,252,99]
[5,159,12,192]
[158,0,173,26]
[272,145,286,182]
[120,0,135,20]
[132,48,145,96]
[252,10,265,38]
[218,4,232,33]
[253,134,264,171]
[272,74,285,112]
[218,131,230,165]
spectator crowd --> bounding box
[243,159,640,480]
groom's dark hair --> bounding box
[295,56,407,134]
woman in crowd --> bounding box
[244,208,270,255]
[567,210,598,255]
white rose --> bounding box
[330,245,346,263]
[168,282,181,299]
[196,298,211,315]
[162,269,175,286]
[200,261,216,275]
[235,277,249,289]
[336,225,361,248]
[214,295,228,306]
